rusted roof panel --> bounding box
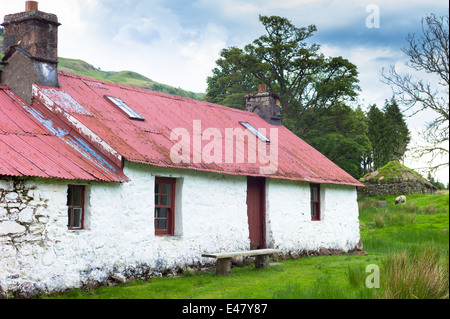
[0,86,128,182]
[32,71,362,187]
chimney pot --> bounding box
[25,1,39,12]
[258,84,266,93]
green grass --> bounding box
[44,193,449,299]
[49,254,379,299]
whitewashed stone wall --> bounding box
[0,163,250,298]
[266,179,360,253]
[1,162,360,298]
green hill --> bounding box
[58,57,204,100]
[1,33,204,100]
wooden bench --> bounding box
[202,249,282,275]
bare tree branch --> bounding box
[381,14,449,170]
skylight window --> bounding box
[239,121,270,142]
[106,96,144,121]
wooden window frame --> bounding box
[310,183,321,221]
[154,177,176,236]
[67,185,85,230]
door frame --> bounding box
[246,176,266,249]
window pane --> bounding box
[107,96,144,120]
[68,208,73,227]
[73,208,82,228]
[240,122,270,142]
[311,186,318,201]
[155,195,159,205]
[157,207,168,218]
[155,183,160,194]
[156,219,167,230]
[160,195,171,206]
[311,203,316,217]
[161,183,172,195]
[73,187,82,206]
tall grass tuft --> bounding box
[348,265,365,288]
[371,209,415,228]
[376,245,449,299]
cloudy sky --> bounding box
[1,0,448,183]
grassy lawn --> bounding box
[50,254,379,299]
[46,193,449,299]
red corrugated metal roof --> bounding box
[0,85,128,182]
[30,71,362,187]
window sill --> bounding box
[155,234,182,239]
[67,228,88,232]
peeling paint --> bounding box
[33,84,123,168]
[0,87,128,182]
[39,87,92,116]
[23,107,69,138]
[66,136,116,172]
[18,104,115,173]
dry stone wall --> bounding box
[357,179,436,196]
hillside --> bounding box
[0,34,204,100]
[58,57,204,100]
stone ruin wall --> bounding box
[357,179,436,196]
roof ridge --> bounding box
[57,70,197,102]
[56,71,259,117]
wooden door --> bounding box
[246,177,266,249]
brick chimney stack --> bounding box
[245,85,282,126]
[0,1,61,104]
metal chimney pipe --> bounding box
[25,1,38,11]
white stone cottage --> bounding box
[0,2,363,298]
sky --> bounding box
[1,0,448,184]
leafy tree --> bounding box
[367,99,411,170]
[381,14,449,172]
[205,15,366,178]
[205,15,360,132]
[304,103,371,178]
[367,104,385,170]
[383,99,411,162]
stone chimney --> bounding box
[245,84,282,126]
[1,1,60,104]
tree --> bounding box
[366,99,411,170]
[381,14,449,172]
[303,103,371,178]
[383,98,411,162]
[427,172,445,190]
[367,104,385,169]
[205,15,367,178]
[205,15,360,132]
